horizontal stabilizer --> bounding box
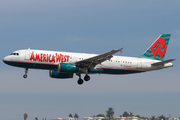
[151,59,176,65]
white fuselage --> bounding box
[3,49,173,74]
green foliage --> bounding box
[135,115,141,118]
[24,113,28,120]
[140,116,149,119]
[122,111,129,117]
[96,114,105,117]
[74,113,79,120]
[69,114,73,117]
[106,107,114,120]
[129,112,133,117]
[158,115,165,120]
[150,116,156,120]
[35,117,38,120]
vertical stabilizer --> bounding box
[139,33,171,61]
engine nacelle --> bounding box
[49,70,73,79]
[58,63,80,73]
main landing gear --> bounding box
[23,68,28,78]
[84,74,90,81]
[77,74,90,85]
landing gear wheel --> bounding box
[77,78,84,85]
[23,68,28,79]
[23,74,27,78]
[84,75,90,81]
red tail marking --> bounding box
[150,37,167,58]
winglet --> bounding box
[119,48,123,52]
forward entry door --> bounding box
[24,50,30,60]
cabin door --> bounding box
[25,50,30,60]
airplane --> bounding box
[3,33,175,85]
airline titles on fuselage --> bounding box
[30,52,70,63]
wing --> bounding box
[76,49,121,71]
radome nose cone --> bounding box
[3,56,8,63]
[3,57,6,62]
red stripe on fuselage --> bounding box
[3,60,58,66]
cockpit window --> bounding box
[10,53,19,56]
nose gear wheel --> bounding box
[23,68,28,78]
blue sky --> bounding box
[0,0,180,120]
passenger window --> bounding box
[17,53,19,55]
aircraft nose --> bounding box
[3,56,9,63]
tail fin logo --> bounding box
[150,37,168,58]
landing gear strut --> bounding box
[76,73,91,85]
[77,73,84,85]
[23,68,28,78]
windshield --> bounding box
[10,53,19,56]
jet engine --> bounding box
[58,63,81,73]
[49,70,73,79]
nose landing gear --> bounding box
[23,68,28,78]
